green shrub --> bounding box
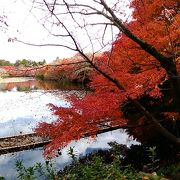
[158,163,180,180]
[58,154,142,180]
[14,144,178,180]
[16,159,58,180]
[35,74,44,80]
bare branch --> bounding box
[14,38,77,51]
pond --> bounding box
[0,77,139,179]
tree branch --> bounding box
[14,39,77,51]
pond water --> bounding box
[0,77,139,179]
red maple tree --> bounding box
[38,55,93,83]
[35,0,180,156]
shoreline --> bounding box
[0,77,34,83]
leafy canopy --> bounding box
[35,0,180,156]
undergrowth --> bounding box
[6,143,180,179]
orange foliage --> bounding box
[35,0,179,156]
[39,54,96,82]
[1,66,38,77]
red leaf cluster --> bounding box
[35,0,179,156]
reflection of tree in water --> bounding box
[36,80,83,90]
[0,80,36,91]
[0,79,84,91]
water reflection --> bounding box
[0,78,139,179]
[0,78,83,92]
[0,129,139,180]
[0,78,86,137]
[0,91,70,137]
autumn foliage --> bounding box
[35,53,96,83]
[35,0,180,156]
[0,66,38,77]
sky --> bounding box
[0,0,75,63]
[0,0,131,63]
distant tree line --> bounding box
[0,59,13,66]
[0,59,46,67]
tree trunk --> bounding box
[132,99,180,149]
